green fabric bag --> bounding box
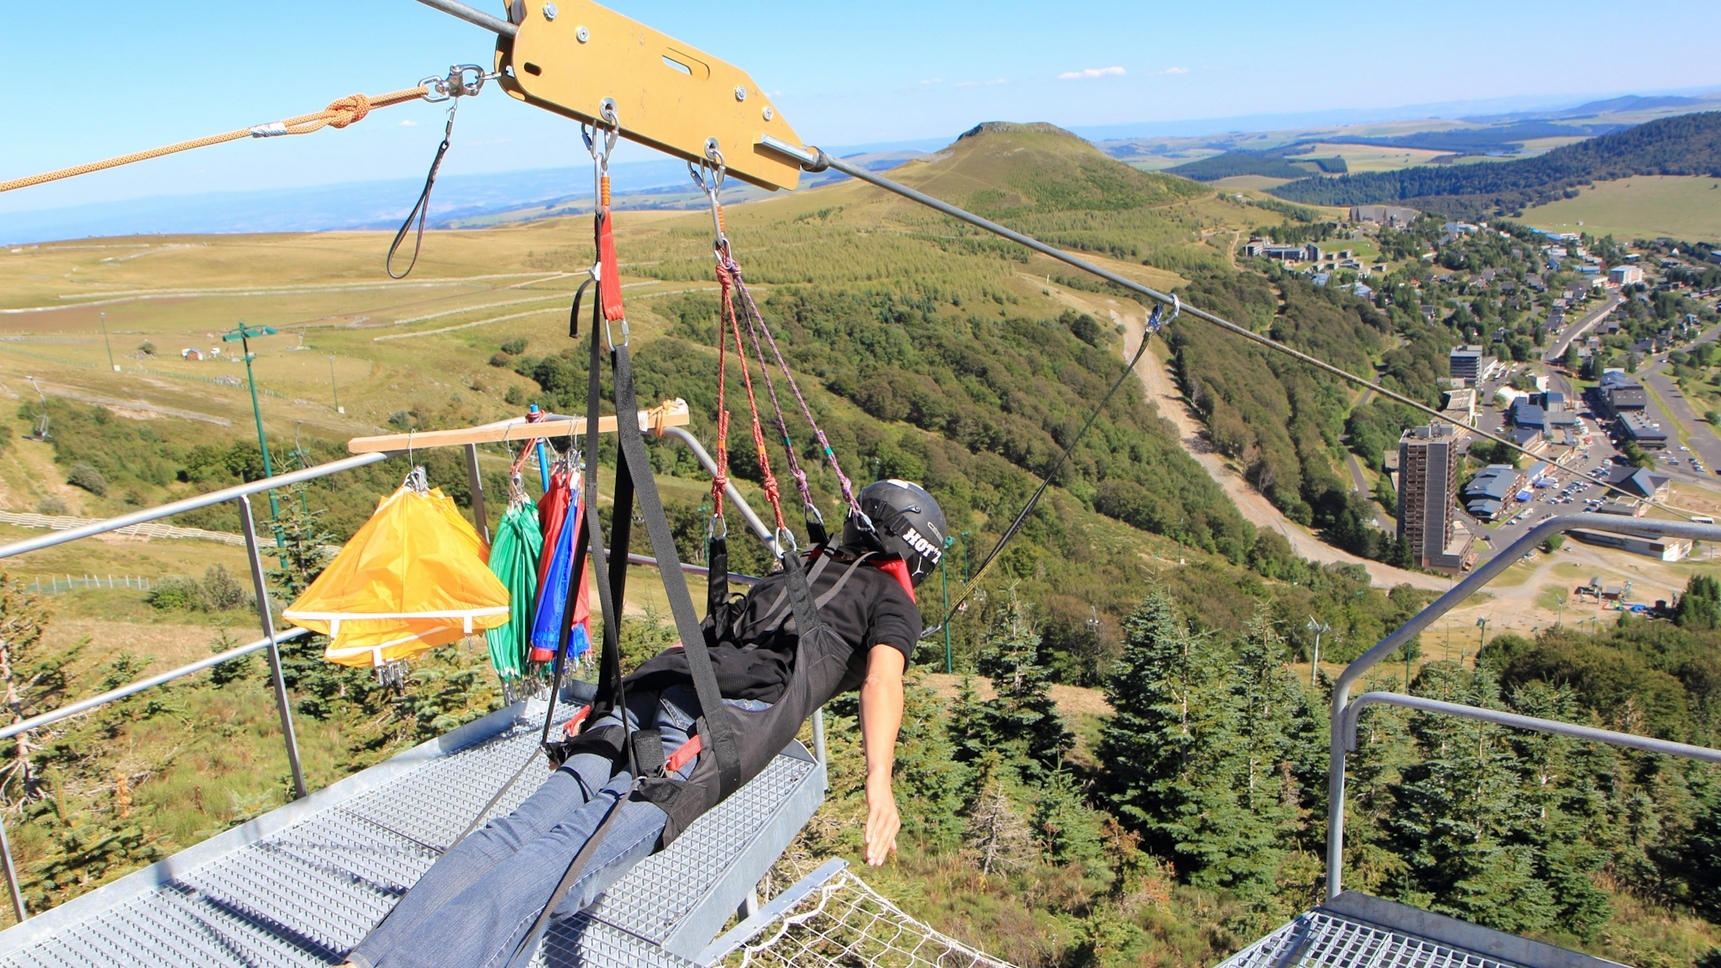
[484,501,544,680]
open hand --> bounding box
[863,779,900,866]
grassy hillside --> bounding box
[1524,174,1721,242]
[1270,111,1721,218]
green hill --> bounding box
[1269,111,1721,217]
[1165,151,1320,181]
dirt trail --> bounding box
[1044,285,1448,591]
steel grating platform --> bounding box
[1219,892,1627,968]
[0,700,826,968]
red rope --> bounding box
[718,263,786,532]
[711,280,731,521]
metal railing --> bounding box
[0,424,795,925]
[0,450,392,923]
[1325,512,1721,900]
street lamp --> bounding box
[328,356,344,414]
[1306,617,1330,687]
[222,321,281,525]
[1475,616,1490,664]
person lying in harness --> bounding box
[343,479,946,968]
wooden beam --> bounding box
[347,399,691,454]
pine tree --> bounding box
[975,591,1069,771]
[1032,769,1104,868]
[1098,585,1198,838]
[892,673,969,850]
[0,577,80,803]
[1387,664,1556,934]
[1675,573,1721,630]
[266,489,368,720]
[1506,681,1612,938]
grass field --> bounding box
[1525,175,1721,243]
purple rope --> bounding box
[727,260,815,513]
[721,255,862,516]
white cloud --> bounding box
[919,77,943,85]
[1154,66,1190,75]
[954,77,1009,88]
[1058,66,1126,80]
[399,119,418,127]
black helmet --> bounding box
[844,479,947,585]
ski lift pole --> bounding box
[223,321,283,545]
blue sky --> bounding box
[3,0,1720,214]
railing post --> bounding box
[0,803,25,923]
[464,443,490,544]
[811,707,827,774]
[237,497,307,800]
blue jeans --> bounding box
[347,685,764,968]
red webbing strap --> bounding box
[665,734,701,774]
[596,176,625,322]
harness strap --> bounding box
[613,334,744,798]
[596,182,625,323]
[745,551,874,640]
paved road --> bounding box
[1343,389,1395,531]
[1634,321,1721,482]
[1543,292,1623,364]
[1344,449,1395,531]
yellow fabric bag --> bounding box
[283,480,510,668]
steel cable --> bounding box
[810,149,1693,533]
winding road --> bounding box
[1103,302,1448,591]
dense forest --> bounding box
[1164,152,1315,182]
[1270,111,1721,217]
[800,583,1721,966]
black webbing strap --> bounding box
[385,108,456,280]
[610,340,744,798]
[577,313,638,778]
[706,532,729,623]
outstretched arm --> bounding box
[858,644,906,866]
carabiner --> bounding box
[774,526,800,559]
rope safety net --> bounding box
[730,868,1015,968]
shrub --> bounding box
[488,352,512,368]
[201,565,250,611]
[500,337,528,355]
[146,577,206,612]
[36,496,67,516]
[137,341,156,356]
[504,385,525,405]
[66,463,107,496]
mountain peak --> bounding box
[956,121,1083,142]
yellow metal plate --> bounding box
[496,0,802,191]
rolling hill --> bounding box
[1268,111,1721,218]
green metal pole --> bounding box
[328,356,342,413]
[941,553,952,674]
[239,332,283,533]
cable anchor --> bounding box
[690,139,729,256]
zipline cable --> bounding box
[784,147,1695,621]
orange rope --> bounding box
[0,86,429,195]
